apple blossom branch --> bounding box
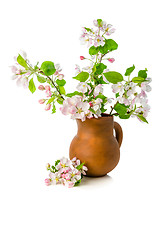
[10,19,152,123]
[38,69,64,100]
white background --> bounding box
[0,0,158,239]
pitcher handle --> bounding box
[114,122,123,148]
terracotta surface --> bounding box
[69,114,123,177]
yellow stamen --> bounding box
[77,108,82,114]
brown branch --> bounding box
[110,101,118,115]
[39,70,64,100]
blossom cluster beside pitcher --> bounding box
[45,157,88,188]
[10,19,152,186]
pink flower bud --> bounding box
[80,56,85,60]
[38,99,45,104]
[58,74,64,80]
[61,173,66,179]
[89,102,93,107]
[45,103,51,111]
[107,58,115,63]
[45,85,51,91]
[46,90,52,97]
[38,85,45,90]
[45,178,51,186]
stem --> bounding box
[99,51,109,63]
[39,70,64,100]
[110,101,118,115]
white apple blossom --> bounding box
[94,35,105,47]
[82,62,94,74]
[72,101,90,122]
[104,25,115,36]
[125,82,136,96]
[75,64,81,75]
[56,157,72,174]
[19,50,27,59]
[81,165,88,175]
[79,29,93,47]
[49,172,61,185]
[112,83,124,95]
[60,96,80,116]
[141,82,152,92]
[90,98,103,117]
[117,96,130,106]
[94,84,103,97]
[76,82,91,93]
[54,64,62,75]
[69,168,81,183]
[16,77,29,89]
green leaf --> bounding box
[99,41,108,54]
[95,94,107,103]
[59,86,66,95]
[99,39,118,54]
[74,179,82,186]
[55,160,60,166]
[56,79,66,86]
[94,63,107,75]
[76,162,85,170]
[125,65,135,76]
[103,71,123,84]
[84,27,93,32]
[114,102,130,119]
[37,75,46,83]
[57,98,64,105]
[132,77,145,83]
[40,61,56,76]
[119,114,130,119]
[17,54,28,69]
[66,91,83,97]
[114,102,129,115]
[90,108,96,114]
[138,69,147,79]
[97,76,108,84]
[73,71,89,82]
[52,103,56,114]
[137,115,148,123]
[97,19,102,26]
[101,106,107,113]
[115,93,120,98]
[51,165,56,173]
[106,39,118,52]
[47,97,55,104]
[34,62,39,70]
[28,78,36,93]
[89,46,99,55]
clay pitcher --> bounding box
[69,114,123,177]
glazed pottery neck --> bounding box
[76,114,114,138]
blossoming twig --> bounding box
[38,69,64,100]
